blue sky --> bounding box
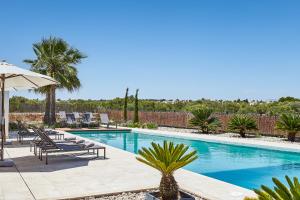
[0,0,300,100]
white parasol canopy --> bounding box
[0,61,57,90]
[0,61,58,162]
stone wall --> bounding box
[10,111,283,136]
[10,113,45,123]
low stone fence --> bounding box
[10,113,45,123]
[9,111,283,137]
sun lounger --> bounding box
[100,113,117,128]
[58,111,67,126]
[82,112,98,127]
[66,113,80,127]
[73,112,81,123]
[34,129,106,164]
[28,124,64,140]
[30,127,72,154]
[16,120,37,142]
[31,128,89,158]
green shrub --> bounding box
[9,122,18,131]
[146,122,158,129]
[51,122,62,129]
[126,121,141,128]
[125,121,158,129]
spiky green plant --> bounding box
[276,114,300,142]
[136,141,198,200]
[133,89,139,123]
[228,114,257,137]
[189,107,221,133]
[123,88,129,122]
[244,176,300,200]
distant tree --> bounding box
[123,88,129,122]
[276,113,300,142]
[133,89,139,123]
[238,105,256,114]
[255,103,269,115]
[243,99,249,104]
[290,102,300,113]
[268,104,294,116]
[228,115,257,137]
[278,96,300,103]
[189,107,221,133]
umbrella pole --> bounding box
[1,75,4,161]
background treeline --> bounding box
[9,96,300,116]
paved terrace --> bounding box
[0,130,255,200]
[132,128,300,153]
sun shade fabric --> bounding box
[0,62,57,90]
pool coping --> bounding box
[128,128,300,153]
[64,129,256,200]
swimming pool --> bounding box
[70,130,300,190]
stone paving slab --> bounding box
[132,128,300,152]
[4,143,160,200]
[0,130,256,200]
[0,151,34,200]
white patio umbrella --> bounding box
[0,61,58,163]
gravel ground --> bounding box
[158,127,300,145]
[82,190,204,200]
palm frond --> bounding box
[136,141,198,175]
[228,114,257,136]
[23,36,86,94]
[189,107,221,133]
[250,176,300,200]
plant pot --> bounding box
[145,190,195,200]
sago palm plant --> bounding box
[189,107,221,133]
[244,176,300,200]
[136,141,198,200]
[276,113,300,142]
[228,114,257,138]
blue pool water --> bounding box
[70,130,300,190]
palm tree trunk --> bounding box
[239,130,246,138]
[201,126,208,134]
[288,132,296,142]
[159,174,179,200]
[43,89,50,125]
[49,85,56,125]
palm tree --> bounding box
[24,37,86,125]
[189,107,221,133]
[228,114,257,137]
[244,176,300,200]
[276,113,300,142]
[136,141,198,200]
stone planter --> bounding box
[145,190,195,200]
